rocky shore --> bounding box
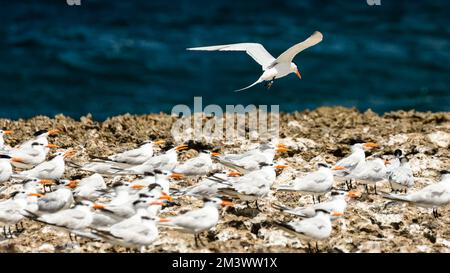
[0,107,449,253]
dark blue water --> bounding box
[0,0,449,120]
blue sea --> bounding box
[0,0,449,120]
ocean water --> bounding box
[0,0,449,120]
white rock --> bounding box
[428,131,450,148]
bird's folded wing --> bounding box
[188,43,275,69]
[273,31,323,64]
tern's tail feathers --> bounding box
[234,78,263,92]
[380,192,412,203]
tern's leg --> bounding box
[255,200,260,211]
[198,232,206,247]
[20,222,24,231]
[194,234,199,248]
[374,185,378,195]
[317,196,321,203]
[364,185,369,194]
[307,242,312,253]
[315,242,320,253]
[312,196,316,204]
[266,77,276,89]
[3,226,7,238]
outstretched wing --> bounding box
[273,31,323,64]
[188,43,275,69]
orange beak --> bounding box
[221,200,234,207]
[66,180,79,189]
[295,69,302,79]
[331,211,344,217]
[363,142,379,149]
[149,201,165,206]
[39,179,55,186]
[3,130,13,135]
[274,165,288,169]
[170,173,185,180]
[130,184,145,189]
[46,144,59,149]
[28,193,43,197]
[175,144,189,151]
[154,140,165,145]
[228,171,242,177]
[158,218,171,223]
[93,203,105,210]
[64,149,76,158]
[276,147,289,153]
[347,191,360,198]
[48,129,60,136]
[211,152,221,157]
[332,166,346,171]
[159,194,173,202]
[11,157,24,163]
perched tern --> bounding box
[274,209,332,252]
[347,157,388,194]
[0,155,13,184]
[158,197,233,247]
[0,130,13,150]
[334,142,379,189]
[0,191,32,237]
[276,163,340,203]
[381,171,450,218]
[188,31,323,91]
[17,129,60,151]
[7,142,48,169]
[273,190,359,220]
[172,151,220,177]
[14,149,76,180]
[388,157,414,193]
[90,140,164,165]
[72,173,107,201]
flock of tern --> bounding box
[0,129,449,252]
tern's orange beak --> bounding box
[170,173,185,180]
[158,217,171,223]
[276,147,289,153]
[28,193,43,197]
[3,130,13,135]
[93,203,105,210]
[295,69,302,79]
[159,194,173,202]
[11,157,24,163]
[363,142,379,149]
[64,149,76,158]
[221,200,234,207]
[66,180,79,189]
[46,144,59,149]
[211,152,221,157]
[347,191,360,198]
[154,140,165,145]
[332,166,346,171]
[39,179,55,186]
[331,211,344,217]
[175,144,189,151]
[274,165,288,169]
[228,171,242,177]
[130,184,145,189]
[149,201,165,206]
[48,129,60,136]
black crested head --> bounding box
[33,130,48,137]
[143,172,155,176]
[153,169,163,175]
[318,163,329,168]
[133,200,145,206]
[316,209,330,214]
[111,182,124,188]
[31,142,41,146]
[139,193,150,198]
[0,154,11,159]
[440,170,450,175]
[148,183,161,191]
[394,149,402,158]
